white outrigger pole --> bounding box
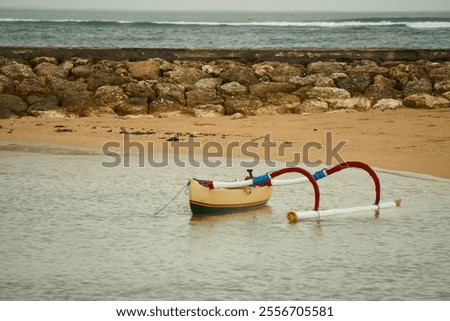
[201,161,401,222]
[210,170,310,188]
[286,199,402,223]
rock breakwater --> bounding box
[0,48,449,119]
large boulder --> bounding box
[93,86,128,110]
[306,61,344,76]
[330,72,348,82]
[59,90,93,116]
[186,88,224,107]
[365,75,403,101]
[85,69,125,91]
[0,75,15,94]
[365,85,403,102]
[253,63,274,79]
[252,62,275,80]
[192,104,225,117]
[289,74,335,87]
[194,78,222,91]
[209,59,245,71]
[16,77,51,96]
[258,92,301,114]
[223,95,263,115]
[154,83,186,105]
[296,99,329,114]
[60,61,74,73]
[403,78,432,96]
[1,63,35,80]
[373,74,397,88]
[269,63,305,82]
[115,97,149,116]
[306,87,351,101]
[34,62,69,79]
[249,82,296,99]
[26,94,57,106]
[122,81,157,100]
[148,100,185,115]
[127,59,161,80]
[389,64,428,85]
[429,66,450,83]
[373,98,403,110]
[159,61,175,73]
[332,97,372,111]
[346,60,389,79]
[71,64,95,79]
[219,81,248,96]
[0,94,27,114]
[290,87,312,100]
[27,95,61,117]
[165,66,208,85]
[45,76,88,94]
[201,64,222,77]
[149,83,186,114]
[335,73,371,94]
[0,108,20,119]
[219,66,258,86]
[30,56,59,66]
[253,62,305,82]
[434,80,450,94]
[403,94,449,109]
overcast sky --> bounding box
[0,0,449,11]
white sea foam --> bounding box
[152,20,401,27]
[406,21,450,28]
[1,18,449,28]
[151,20,450,28]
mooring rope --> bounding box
[153,181,189,216]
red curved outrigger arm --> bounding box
[270,167,321,211]
[268,161,381,212]
[325,161,381,205]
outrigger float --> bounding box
[189,161,401,222]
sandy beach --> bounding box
[1,108,449,178]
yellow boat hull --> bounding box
[189,179,272,215]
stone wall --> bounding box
[0,48,449,119]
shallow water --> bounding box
[0,151,449,300]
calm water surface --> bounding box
[0,151,449,300]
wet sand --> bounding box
[1,108,449,178]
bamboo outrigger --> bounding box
[189,161,401,220]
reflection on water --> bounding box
[0,152,449,300]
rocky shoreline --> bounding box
[0,47,449,119]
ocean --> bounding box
[1,151,450,300]
[0,9,449,49]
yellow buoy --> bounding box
[286,210,298,223]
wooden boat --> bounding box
[189,178,272,215]
[189,167,319,216]
[189,161,401,218]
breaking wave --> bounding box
[1,18,450,29]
